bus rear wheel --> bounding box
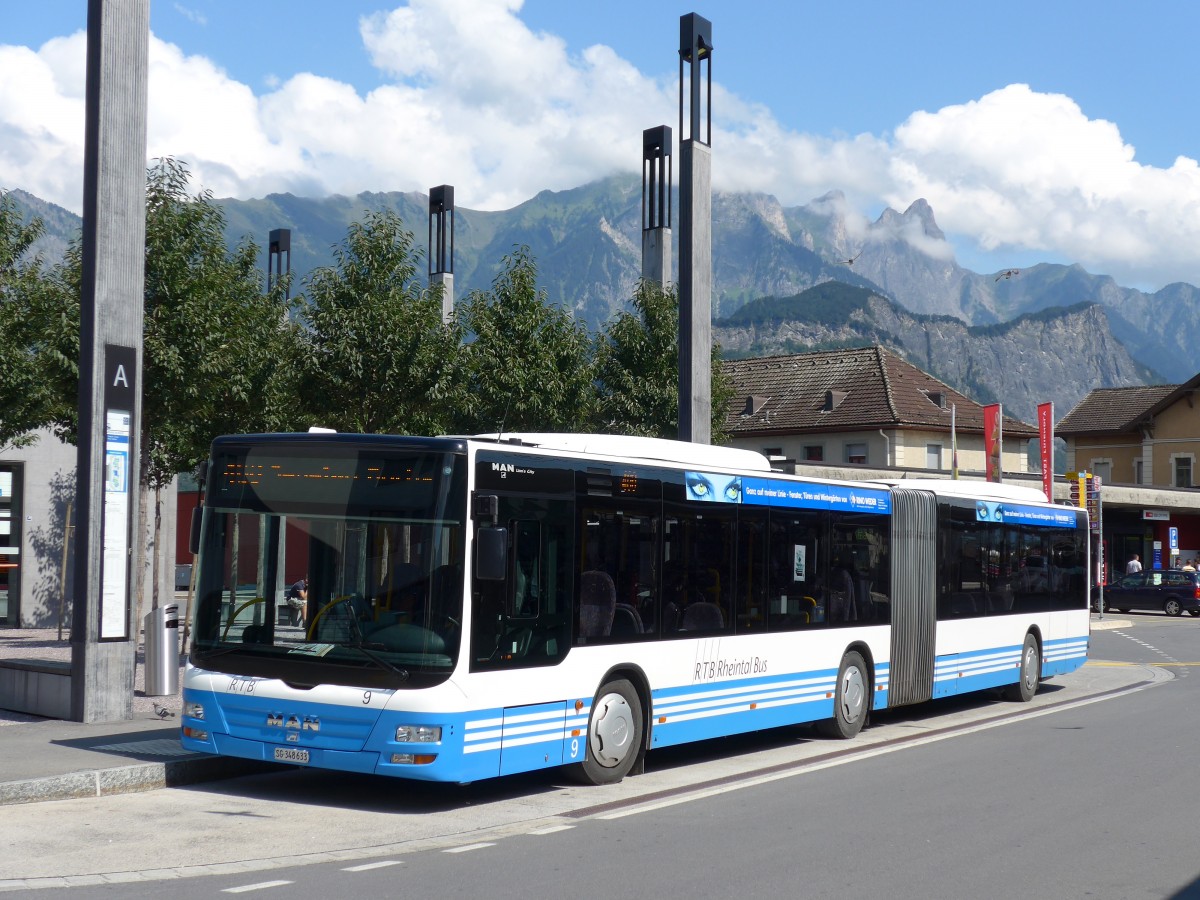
[818,651,869,739]
[1004,633,1040,702]
[569,679,643,785]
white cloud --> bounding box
[878,85,1200,284]
[4,5,1200,289]
[172,4,207,27]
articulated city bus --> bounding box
[181,432,1089,784]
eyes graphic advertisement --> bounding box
[686,472,742,503]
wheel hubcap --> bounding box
[839,666,865,724]
[590,692,634,768]
[1023,646,1037,690]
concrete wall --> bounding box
[0,430,76,629]
[0,659,72,718]
[0,431,176,631]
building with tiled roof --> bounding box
[1057,376,1200,569]
[1056,385,1177,437]
[1058,379,1200,489]
[722,346,1036,475]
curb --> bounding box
[1090,617,1132,631]
[0,756,278,807]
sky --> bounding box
[5,1,1200,289]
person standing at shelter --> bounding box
[1126,554,1143,575]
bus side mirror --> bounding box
[475,526,509,581]
[189,506,203,555]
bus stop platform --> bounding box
[0,614,1133,806]
[0,714,276,806]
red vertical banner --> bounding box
[984,403,1002,482]
[1038,402,1054,502]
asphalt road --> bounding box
[4,618,1199,899]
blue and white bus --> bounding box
[182,431,1090,784]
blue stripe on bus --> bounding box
[932,636,1088,697]
[183,634,1085,781]
[1042,636,1089,678]
[646,664,892,748]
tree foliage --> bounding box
[4,175,742,464]
[296,209,464,435]
[0,194,77,450]
[594,279,735,442]
[457,246,595,433]
[139,157,296,488]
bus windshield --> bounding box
[190,441,467,688]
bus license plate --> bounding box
[274,747,309,764]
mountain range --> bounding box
[9,174,1191,424]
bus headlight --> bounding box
[396,724,441,743]
[184,702,205,720]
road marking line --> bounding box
[444,842,496,853]
[343,860,404,872]
[528,825,575,835]
[222,881,293,893]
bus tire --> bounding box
[819,651,869,739]
[569,679,643,785]
[1004,633,1040,702]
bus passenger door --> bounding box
[498,701,567,775]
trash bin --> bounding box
[144,603,180,696]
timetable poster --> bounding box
[101,410,131,639]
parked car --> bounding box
[1100,569,1200,617]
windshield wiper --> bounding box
[348,642,410,680]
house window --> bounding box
[803,445,824,462]
[845,443,867,465]
[1174,456,1193,488]
[1091,460,1111,484]
[763,447,782,457]
[1133,459,1143,485]
[926,443,942,470]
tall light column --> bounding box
[677,13,713,444]
[268,228,291,301]
[429,185,455,323]
[642,125,672,290]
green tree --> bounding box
[140,157,296,488]
[296,209,464,435]
[593,279,735,442]
[0,194,77,450]
[457,246,595,433]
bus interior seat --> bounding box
[949,592,978,616]
[580,570,616,639]
[681,601,724,631]
[661,600,680,632]
[379,562,424,614]
[612,603,643,637]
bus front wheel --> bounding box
[1004,633,1040,702]
[569,679,643,785]
[819,651,869,739]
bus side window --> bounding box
[768,510,826,631]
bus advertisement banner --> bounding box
[739,476,892,514]
[976,500,1077,529]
